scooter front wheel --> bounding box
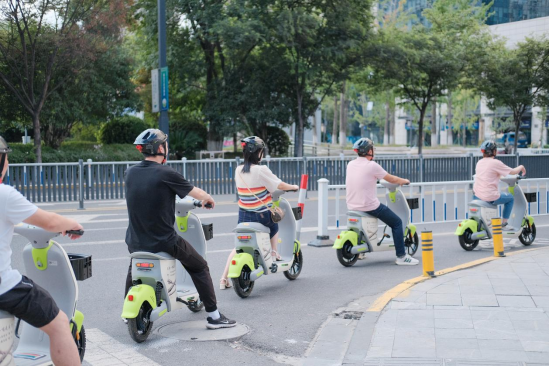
[336,241,359,267]
[458,229,479,251]
[284,251,303,280]
[519,222,536,246]
[188,299,204,313]
[75,325,86,362]
[127,303,154,343]
[232,266,255,298]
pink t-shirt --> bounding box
[473,158,512,201]
[346,158,388,211]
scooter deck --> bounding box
[176,289,199,300]
[13,350,51,366]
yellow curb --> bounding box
[366,247,543,312]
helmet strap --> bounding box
[0,154,6,183]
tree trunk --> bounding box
[33,114,42,163]
[312,111,318,146]
[332,96,339,146]
[447,92,453,146]
[384,101,390,145]
[462,122,467,147]
[431,101,438,147]
[233,133,237,153]
[339,83,346,148]
[390,104,395,145]
[513,114,521,154]
[417,106,427,155]
[294,91,304,157]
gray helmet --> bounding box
[481,140,497,156]
[134,129,167,156]
[353,138,374,157]
[241,136,265,154]
[0,136,12,154]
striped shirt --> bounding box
[235,165,282,212]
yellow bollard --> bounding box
[421,231,435,277]
[492,218,506,257]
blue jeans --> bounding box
[365,203,406,257]
[474,192,514,219]
[238,209,279,238]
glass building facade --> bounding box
[485,0,549,25]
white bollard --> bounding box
[308,178,333,247]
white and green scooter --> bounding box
[0,226,89,365]
[333,180,419,267]
[121,198,213,343]
[228,190,303,298]
[455,174,536,250]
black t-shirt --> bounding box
[125,160,194,253]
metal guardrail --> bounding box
[5,154,549,203]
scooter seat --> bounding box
[233,222,270,234]
[347,211,375,218]
[130,252,175,260]
[470,200,498,209]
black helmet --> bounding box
[481,140,497,157]
[353,138,374,157]
[0,136,12,154]
[134,129,167,156]
[241,136,265,154]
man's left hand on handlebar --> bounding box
[202,196,215,209]
[62,222,84,240]
[401,179,410,186]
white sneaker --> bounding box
[358,253,367,260]
[395,254,419,266]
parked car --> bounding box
[497,132,528,153]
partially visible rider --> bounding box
[124,129,236,329]
[219,136,298,289]
[0,136,83,366]
[346,138,418,265]
[473,140,526,231]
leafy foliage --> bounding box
[265,126,291,157]
[99,116,150,145]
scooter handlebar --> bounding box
[66,229,84,236]
[204,203,213,209]
[285,189,298,193]
[192,200,213,209]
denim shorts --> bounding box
[238,209,279,238]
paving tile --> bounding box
[475,329,519,340]
[391,347,436,358]
[477,339,525,351]
[496,295,536,308]
[370,336,394,348]
[435,338,478,349]
[493,285,530,296]
[390,301,428,310]
[470,310,511,320]
[474,319,515,331]
[532,296,549,308]
[458,275,491,286]
[432,306,469,310]
[489,278,526,287]
[365,346,392,358]
[479,349,528,361]
[512,320,549,331]
[427,285,461,294]
[394,327,434,339]
[435,328,476,339]
[525,351,550,363]
[427,294,462,306]
[435,318,473,329]
[372,328,395,338]
[436,347,482,359]
[394,336,435,349]
[487,271,521,280]
[394,290,427,302]
[462,294,499,307]
[433,309,471,319]
[459,284,496,295]
[521,340,549,352]
[516,330,550,342]
[397,309,434,319]
[507,310,549,321]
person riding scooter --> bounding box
[0,136,83,366]
[473,140,526,231]
[346,138,418,265]
[220,136,298,290]
[124,129,236,329]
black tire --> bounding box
[127,302,154,343]
[405,232,419,256]
[75,325,86,362]
[232,266,255,298]
[519,222,536,246]
[336,241,359,267]
[284,250,303,280]
[187,299,204,313]
[458,228,479,251]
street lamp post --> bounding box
[158,0,169,135]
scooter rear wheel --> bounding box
[458,229,479,251]
[128,303,154,343]
[284,251,303,280]
[188,299,204,313]
[405,232,419,256]
[519,222,536,246]
[337,241,359,267]
[75,325,86,362]
[232,266,255,298]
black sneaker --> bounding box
[206,314,237,329]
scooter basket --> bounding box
[292,207,303,220]
[524,192,537,203]
[202,223,214,241]
[67,254,92,281]
[406,198,419,210]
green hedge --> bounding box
[9,141,143,163]
[99,116,150,144]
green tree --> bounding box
[451,89,480,147]
[476,36,549,153]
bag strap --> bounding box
[238,167,273,211]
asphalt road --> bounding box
[8,193,549,366]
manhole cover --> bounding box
[155,321,249,342]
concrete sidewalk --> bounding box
[303,247,549,366]
[349,247,549,366]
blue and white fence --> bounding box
[311,178,549,245]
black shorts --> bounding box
[0,276,60,328]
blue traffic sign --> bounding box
[160,67,169,111]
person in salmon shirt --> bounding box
[473,140,526,231]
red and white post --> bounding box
[296,174,308,241]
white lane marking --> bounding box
[93,248,235,262]
[84,328,160,366]
[75,212,237,224]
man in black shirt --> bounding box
[124,129,236,329]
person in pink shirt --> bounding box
[473,140,526,231]
[346,138,418,265]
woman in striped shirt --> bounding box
[220,136,298,289]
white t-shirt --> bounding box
[235,165,282,212]
[346,158,388,211]
[0,185,38,295]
